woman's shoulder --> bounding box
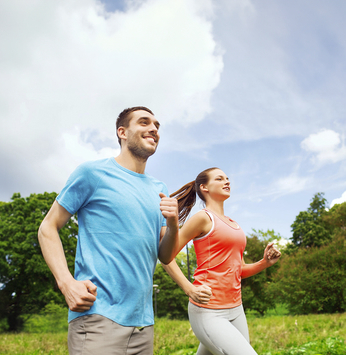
[184,210,212,238]
[188,209,210,222]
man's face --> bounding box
[123,110,160,160]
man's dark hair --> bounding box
[116,106,154,146]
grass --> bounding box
[249,313,346,354]
[0,310,345,354]
[154,318,198,354]
[0,333,68,354]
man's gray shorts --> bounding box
[68,314,154,355]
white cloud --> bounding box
[274,174,310,195]
[201,0,346,144]
[301,129,340,152]
[237,173,311,203]
[330,191,346,208]
[0,0,223,200]
[301,129,346,165]
[55,128,120,176]
[230,173,311,205]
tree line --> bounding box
[0,192,345,331]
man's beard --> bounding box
[127,139,156,161]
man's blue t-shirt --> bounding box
[56,158,168,327]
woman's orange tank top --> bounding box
[190,209,247,309]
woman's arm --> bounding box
[241,242,281,279]
[159,210,212,264]
[162,260,212,304]
[160,210,213,304]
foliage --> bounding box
[153,262,188,319]
[270,234,346,314]
[323,201,346,232]
[242,229,282,316]
[271,201,346,315]
[289,192,331,250]
[0,192,78,331]
[185,244,197,282]
[22,302,68,333]
[275,195,346,315]
[153,247,196,319]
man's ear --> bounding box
[117,127,127,142]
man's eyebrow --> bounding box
[138,116,160,128]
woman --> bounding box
[163,167,281,355]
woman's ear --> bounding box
[200,184,208,193]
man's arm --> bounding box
[158,193,180,264]
[38,200,97,312]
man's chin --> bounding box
[144,142,158,155]
[146,147,157,157]
[129,145,157,161]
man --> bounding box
[38,106,179,354]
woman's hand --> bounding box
[188,285,212,305]
[264,242,281,265]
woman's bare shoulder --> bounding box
[190,210,210,222]
[185,210,212,237]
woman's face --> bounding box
[202,169,230,201]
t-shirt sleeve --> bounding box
[56,162,99,215]
[160,182,169,227]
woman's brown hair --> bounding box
[170,167,218,224]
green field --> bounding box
[0,312,345,354]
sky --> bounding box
[1,0,345,240]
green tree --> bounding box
[270,201,346,314]
[323,201,346,231]
[241,229,282,315]
[153,255,188,319]
[0,192,77,331]
[184,244,197,282]
[153,245,197,319]
[290,192,330,249]
[270,235,346,314]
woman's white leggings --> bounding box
[188,302,258,355]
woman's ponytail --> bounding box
[170,181,196,224]
[170,167,218,225]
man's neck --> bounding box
[114,150,147,174]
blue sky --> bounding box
[0,0,345,240]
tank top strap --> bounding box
[193,209,215,241]
[203,208,214,222]
[203,208,240,230]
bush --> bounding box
[22,302,68,333]
[270,234,346,314]
[0,192,77,331]
[242,230,282,316]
